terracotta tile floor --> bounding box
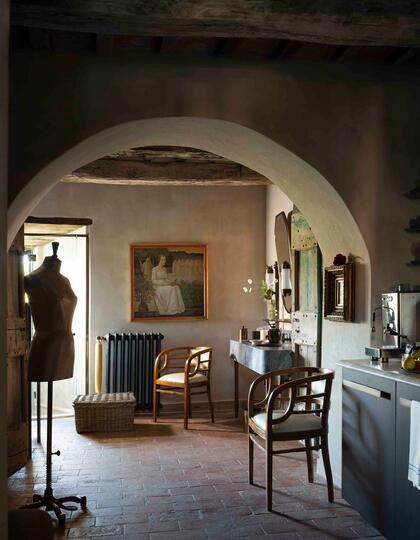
[8,413,384,539]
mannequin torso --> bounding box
[24,256,77,382]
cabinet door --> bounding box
[342,369,395,538]
[395,383,420,540]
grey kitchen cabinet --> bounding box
[395,382,420,540]
[342,368,396,539]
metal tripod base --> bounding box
[23,488,87,526]
[21,381,87,526]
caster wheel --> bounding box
[80,496,87,510]
[58,514,66,527]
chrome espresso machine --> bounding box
[366,290,420,361]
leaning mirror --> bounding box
[274,211,292,314]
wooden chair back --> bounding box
[154,346,213,381]
[249,367,334,432]
[269,367,333,431]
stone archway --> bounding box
[7,116,370,480]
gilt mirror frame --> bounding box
[323,262,355,322]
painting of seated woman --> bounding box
[131,244,208,320]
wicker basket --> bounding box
[73,392,136,433]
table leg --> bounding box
[234,360,239,418]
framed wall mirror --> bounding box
[324,263,355,322]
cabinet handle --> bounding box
[400,398,411,409]
[343,379,391,400]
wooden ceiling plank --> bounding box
[62,158,270,186]
[96,34,114,55]
[11,1,420,47]
[25,216,93,226]
[27,27,50,50]
[108,146,230,163]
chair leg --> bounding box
[207,383,215,423]
[153,384,158,423]
[248,434,254,485]
[188,390,192,419]
[183,386,189,430]
[305,439,314,483]
[321,435,334,503]
[266,439,273,512]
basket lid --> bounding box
[73,392,136,406]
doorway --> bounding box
[23,218,91,419]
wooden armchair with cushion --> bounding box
[248,367,334,511]
[153,346,214,429]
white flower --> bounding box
[247,278,253,284]
[242,286,249,293]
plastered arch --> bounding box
[8,117,370,267]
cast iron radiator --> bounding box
[105,333,164,410]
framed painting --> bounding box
[131,244,208,321]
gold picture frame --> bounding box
[131,243,208,321]
[323,263,355,322]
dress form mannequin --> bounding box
[22,242,86,524]
[24,243,77,382]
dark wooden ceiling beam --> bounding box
[96,34,114,56]
[11,1,420,47]
[391,47,418,64]
[61,159,270,186]
[27,27,50,50]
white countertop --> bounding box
[337,358,420,388]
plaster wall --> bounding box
[8,51,420,483]
[32,183,267,403]
[9,52,420,300]
[0,3,9,538]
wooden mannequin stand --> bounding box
[22,383,87,525]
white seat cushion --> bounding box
[157,372,208,385]
[251,410,322,433]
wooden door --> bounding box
[7,227,30,476]
[291,209,322,367]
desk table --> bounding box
[229,339,294,417]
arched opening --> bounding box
[7,117,371,479]
[8,117,369,267]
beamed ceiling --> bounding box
[10,1,420,65]
[12,1,420,186]
[62,147,271,187]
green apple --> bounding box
[403,357,416,370]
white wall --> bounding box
[32,183,267,403]
[0,3,9,538]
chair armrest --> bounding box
[248,373,275,419]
